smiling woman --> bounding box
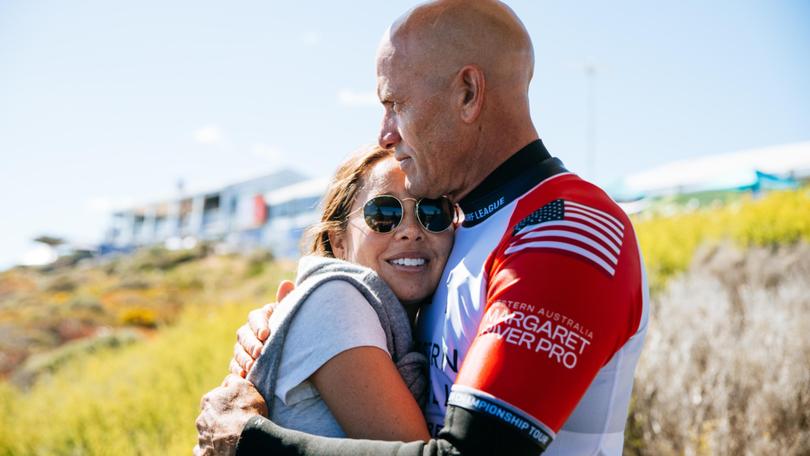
[242,145,454,442]
[329,157,454,311]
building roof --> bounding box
[264,177,330,205]
[112,168,308,215]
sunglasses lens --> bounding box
[417,198,454,232]
[363,196,402,233]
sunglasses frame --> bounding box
[352,194,457,234]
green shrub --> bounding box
[634,187,810,288]
[118,307,158,328]
[126,245,209,272]
[244,249,274,278]
[44,274,78,292]
[9,330,142,390]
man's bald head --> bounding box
[375,0,540,200]
[379,0,535,94]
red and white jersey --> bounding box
[416,140,649,454]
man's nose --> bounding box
[379,114,401,149]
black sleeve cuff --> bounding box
[237,416,286,455]
[236,415,427,456]
[438,405,546,456]
[236,405,546,456]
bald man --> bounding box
[195,1,648,455]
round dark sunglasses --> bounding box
[358,195,455,233]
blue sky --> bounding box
[1,0,809,269]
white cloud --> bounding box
[85,196,135,213]
[193,125,223,145]
[337,89,379,107]
[250,144,286,168]
[301,31,320,46]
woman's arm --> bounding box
[310,345,430,442]
[258,277,429,442]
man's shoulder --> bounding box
[518,173,626,224]
[489,173,639,280]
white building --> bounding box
[262,177,330,258]
[101,169,319,257]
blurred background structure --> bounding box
[1,1,809,455]
[99,169,316,257]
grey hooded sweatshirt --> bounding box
[247,255,427,437]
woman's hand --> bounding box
[230,280,296,377]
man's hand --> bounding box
[230,280,296,377]
[193,374,269,456]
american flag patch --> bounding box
[507,199,625,276]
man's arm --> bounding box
[195,370,541,456]
[237,404,539,456]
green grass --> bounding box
[0,257,294,456]
[0,302,253,455]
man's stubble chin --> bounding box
[403,160,445,198]
[400,160,424,195]
[403,176,420,196]
[405,177,444,199]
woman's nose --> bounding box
[394,206,423,241]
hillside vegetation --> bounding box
[635,188,810,289]
[0,187,808,455]
[0,251,294,455]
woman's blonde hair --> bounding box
[304,146,394,257]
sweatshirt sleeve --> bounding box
[272,279,390,405]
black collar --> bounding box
[459,139,567,227]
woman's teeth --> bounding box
[390,258,426,267]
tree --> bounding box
[33,235,66,248]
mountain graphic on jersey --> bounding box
[507,199,625,276]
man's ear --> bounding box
[456,64,486,124]
[328,230,347,260]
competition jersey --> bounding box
[416,140,649,454]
